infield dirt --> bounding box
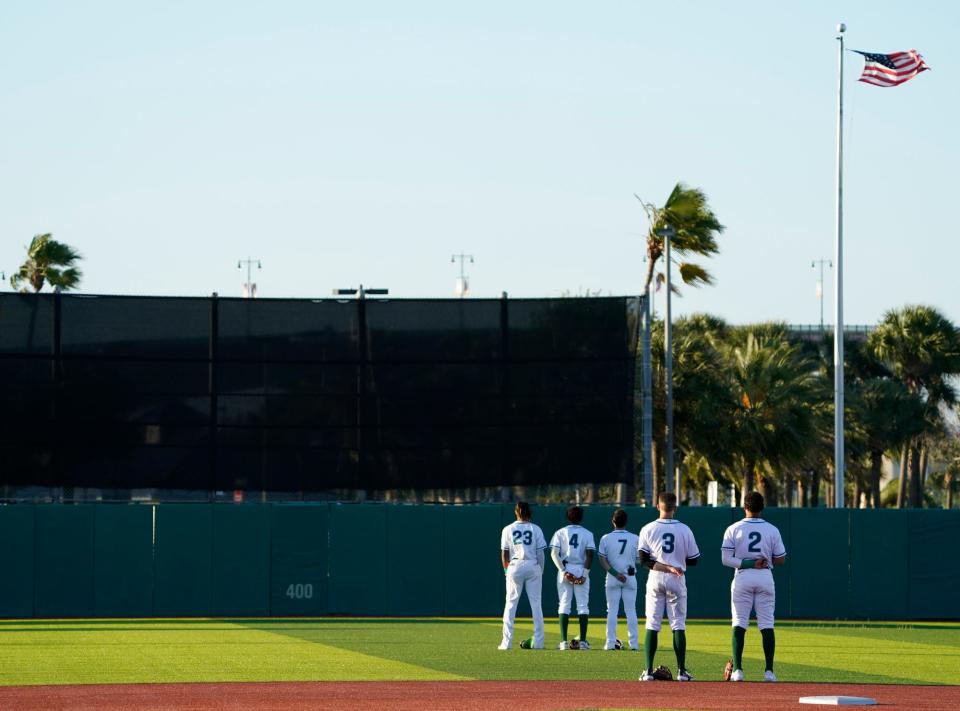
[1,680,958,711]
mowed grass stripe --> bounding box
[0,621,464,686]
[0,619,958,686]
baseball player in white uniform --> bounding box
[721,491,786,682]
[550,505,596,650]
[637,492,700,681]
[499,501,547,650]
[598,508,640,651]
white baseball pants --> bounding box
[604,573,639,650]
[557,571,590,615]
[644,570,687,632]
[501,559,544,648]
[730,572,776,629]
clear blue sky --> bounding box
[2,1,956,326]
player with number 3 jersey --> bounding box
[721,491,786,682]
[637,492,700,681]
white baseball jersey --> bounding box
[721,518,786,577]
[598,529,640,576]
[501,520,548,561]
[550,524,596,576]
[637,519,700,570]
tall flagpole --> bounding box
[834,22,846,508]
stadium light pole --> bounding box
[451,253,475,298]
[238,258,261,298]
[655,225,676,499]
[812,258,833,332]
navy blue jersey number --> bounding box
[513,530,533,545]
[662,532,675,554]
[570,533,580,548]
[747,531,762,553]
[618,539,628,555]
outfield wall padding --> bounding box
[0,505,35,617]
[34,505,95,617]
[269,504,329,616]
[94,505,154,616]
[1,504,958,619]
[154,505,213,616]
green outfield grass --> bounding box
[0,618,957,687]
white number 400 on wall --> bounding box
[285,583,314,599]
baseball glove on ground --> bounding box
[568,638,580,650]
[651,665,673,681]
[723,659,734,681]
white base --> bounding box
[799,696,877,706]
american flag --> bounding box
[853,49,929,87]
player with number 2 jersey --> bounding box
[721,491,786,682]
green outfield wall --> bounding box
[0,504,957,619]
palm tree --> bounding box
[637,183,724,296]
[10,233,82,292]
[725,330,823,505]
[635,183,724,502]
[653,314,737,501]
[853,378,925,507]
[868,306,960,507]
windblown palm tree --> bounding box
[868,306,960,507]
[636,184,724,502]
[10,233,83,292]
[637,183,724,295]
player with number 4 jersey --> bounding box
[721,491,786,682]
[637,492,700,681]
[550,506,596,649]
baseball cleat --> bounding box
[640,670,655,681]
[730,669,744,682]
[764,670,777,682]
[677,669,693,681]
[557,641,569,650]
[497,643,510,650]
[578,640,591,650]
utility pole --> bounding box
[238,258,261,298]
[811,258,833,331]
[655,225,677,500]
[451,253,475,297]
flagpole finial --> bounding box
[836,22,846,33]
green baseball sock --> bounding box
[672,629,687,672]
[732,626,746,670]
[644,629,658,672]
[761,627,775,671]
[559,614,569,641]
[578,614,589,643]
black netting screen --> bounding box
[0,293,640,494]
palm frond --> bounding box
[677,262,713,287]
